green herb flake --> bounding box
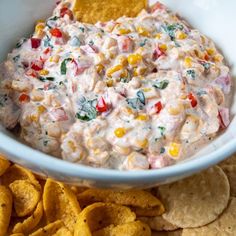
[79,27,85,33]
[126,90,146,110]
[76,97,97,121]
[140,39,148,47]
[161,23,184,41]
[13,55,20,63]
[186,69,196,79]
[153,80,169,90]
[15,38,27,49]
[160,147,165,154]
[158,126,166,136]
[61,58,73,75]
[39,77,55,82]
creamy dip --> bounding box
[0,1,231,170]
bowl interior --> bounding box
[0,0,235,188]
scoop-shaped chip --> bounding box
[221,165,236,197]
[152,230,183,236]
[29,220,64,236]
[1,164,41,191]
[9,180,41,217]
[52,226,73,236]
[12,201,43,234]
[159,166,230,228]
[72,0,147,23]
[10,234,25,236]
[0,154,10,176]
[138,216,179,231]
[0,185,12,236]
[182,197,236,235]
[74,202,136,236]
[43,179,81,232]
[93,220,151,236]
[77,188,164,213]
[131,206,165,217]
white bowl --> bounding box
[0,0,235,188]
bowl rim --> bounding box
[0,131,236,183]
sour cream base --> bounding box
[0,2,231,170]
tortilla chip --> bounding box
[74,202,136,236]
[151,230,182,236]
[0,154,10,176]
[0,185,12,236]
[77,188,164,214]
[182,197,236,235]
[93,220,151,236]
[138,216,179,231]
[219,153,236,166]
[29,220,64,236]
[43,179,81,232]
[158,166,230,228]
[9,234,25,236]
[52,226,73,236]
[12,201,43,234]
[221,165,236,197]
[9,180,41,217]
[72,0,147,24]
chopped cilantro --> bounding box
[158,126,166,136]
[140,39,148,47]
[15,38,27,49]
[76,97,97,121]
[126,90,146,110]
[79,27,85,33]
[13,55,20,63]
[153,80,169,90]
[61,58,73,75]
[186,69,196,79]
[160,147,165,154]
[39,76,55,82]
[161,23,183,41]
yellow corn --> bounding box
[37,105,46,114]
[168,142,181,158]
[137,26,149,37]
[68,140,76,152]
[114,128,126,138]
[49,55,60,63]
[133,67,147,76]
[39,69,49,76]
[176,31,187,40]
[168,103,184,116]
[127,54,142,66]
[30,114,38,122]
[118,56,128,67]
[155,33,162,39]
[142,88,151,92]
[159,44,167,51]
[106,64,123,77]
[36,19,44,24]
[106,79,114,87]
[206,48,215,56]
[136,139,148,149]
[94,149,101,155]
[213,54,223,63]
[96,64,104,73]
[35,23,44,33]
[184,57,192,68]
[120,69,128,78]
[118,28,131,35]
[136,114,149,121]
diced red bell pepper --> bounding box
[150,2,165,12]
[19,93,30,103]
[153,45,166,60]
[188,93,198,108]
[31,60,44,71]
[154,101,163,114]
[96,97,108,113]
[43,47,51,55]
[31,38,41,49]
[25,69,37,78]
[60,7,74,20]
[50,28,63,38]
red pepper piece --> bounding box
[60,7,74,20]
[25,69,37,78]
[155,101,163,114]
[50,28,63,38]
[19,94,30,103]
[96,97,108,113]
[153,45,165,60]
[31,60,44,71]
[188,93,198,108]
[31,38,41,49]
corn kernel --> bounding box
[106,80,114,87]
[184,57,192,68]
[39,69,49,76]
[133,67,147,76]
[155,33,162,39]
[206,48,215,56]
[142,88,151,92]
[159,44,168,51]
[36,19,45,24]
[68,140,76,152]
[49,55,60,63]
[37,105,46,114]
[127,54,142,66]
[96,64,104,73]
[118,28,131,35]
[106,64,123,77]
[168,104,184,115]
[176,31,187,40]
[120,69,128,78]
[30,114,38,122]
[137,26,149,37]
[136,139,148,149]
[114,128,126,138]
[168,142,181,158]
[94,149,101,155]
[213,54,223,63]
[136,114,149,121]
[118,56,128,67]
